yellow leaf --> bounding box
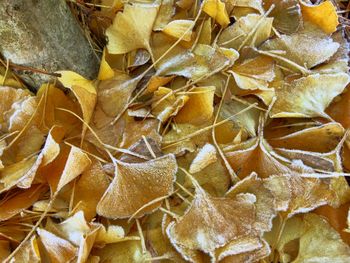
[189,143,217,174]
[47,211,90,246]
[268,122,344,153]
[218,14,273,50]
[151,87,189,123]
[98,48,115,80]
[162,19,194,41]
[50,145,91,193]
[263,0,302,34]
[106,3,159,55]
[12,236,41,262]
[97,72,140,118]
[94,239,151,262]
[203,0,230,27]
[97,155,177,219]
[301,0,339,34]
[0,240,9,262]
[270,73,350,118]
[154,0,176,30]
[175,86,215,125]
[167,173,257,260]
[261,23,340,70]
[146,75,175,93]
[57,71,97,137]
[0,184,43,221]
[73,161,110,221]
[37,228,77,263]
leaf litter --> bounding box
[1,0,350,262]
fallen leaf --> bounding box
[106,3,159,55]
[218,14,273,50]
[167,175,257,260]
[263,0,302,34]
[270,73,349,118]
[175,86,215,125]
[57,71,97,137]
[202,0,230,27]
[162,20,194,41]
[261,23,340,70]
[37,228,77,263]
[0,184,43,221]
[97,154,177,219]
[301,0,339,34]
[72,161,110,221]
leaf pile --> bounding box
[1,0,350,262]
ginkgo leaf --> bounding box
[97,154,177,219]
[127,49,151,68]
[145,212,187,262]
[167,179,257,258]
[268,122,344,153]
[301,0,339,34]
[220,98,261,137]
[265,174,336,218]
[226,173,277,232]
[146,75,175,93]
[12,236,41,262]
[76,225,100,263]
[0,86,32,131]
[316,30,350,74]
[16,125,65,189]
[162,122,212,155]
[50,145,91,193]
[178,149,231,196]
[224,136,292,179]
[2,2,350,261]
[162,20,194,41]
[151,87,189,123]
[153,0,175,30]
[57,71,97,136]
[263,0,302,34]
[175,86,215,125]
[275,148,335,172]
[343,140,350,172]
[119,117,160,149]
[0,155,39,193]
[37,228,77,263]
[93,239,151,262]
[72,161,110,221]
[197,18,212,45]
[106,3,159,55]
[270,73,350,118]
[272,214,350,262]
[231,55,275,82]
[327,88,350,129]
[0,240,9,261]
[315,203,350,244]
[0,184,43,221]
[189,143,217,174]
[156,44,239,80]
[36,84,81,133]
[202,0,230,27]
[217,237,270,263]
[4,95,38,133]
[97,72,140,118]
[233,0,264,13]
[94,224,127,244]
[2,125,46,167]
[46,211,90,246]
[218,14,273,50]
[261,24,340,70]
[98,48,115,80]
